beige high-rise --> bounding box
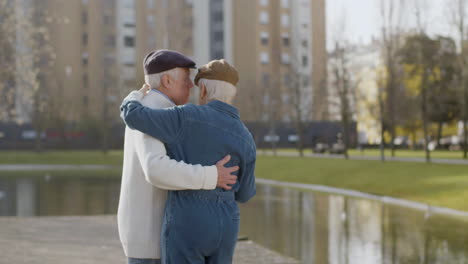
[230,0,328,121]
[10,0,327,124]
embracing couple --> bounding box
[117,49,257,264]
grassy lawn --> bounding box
[1,150,467,211]
[347,149,467,160]
[256,156,468,211]
[259,148,468,160]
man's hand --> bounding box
[139,84,151,96]
[216,155,239,190]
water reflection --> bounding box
[239,184,468,264]
[0,176,120,216]
[1,176,467,263]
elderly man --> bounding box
[118,50,239,264]
[120,59,256,264]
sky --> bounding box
[326,0,456,50]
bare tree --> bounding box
[287,55,310,157]
[0,0,57,151]
[414,0,432,163]
[378,0,407,159]
[329,43,357,160]
[447,0,468,159]
[0,0,16,122]
[328,10,357,160]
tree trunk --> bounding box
[379,88,386,162]
[464,79,468,158]
[411,130,417,151]
[296,124,305,157]
[436,120,443,147]
[422,68,431,163]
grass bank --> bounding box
[256,156,468,211]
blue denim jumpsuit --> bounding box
[121,99,257,264]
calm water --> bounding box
[1,175,468,264]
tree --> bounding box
[0,0,57,151]
[447,0,468,159]
[399,33,436,162]
[329,43,356,159]
[428,37,461,146]
[378,0,407,159]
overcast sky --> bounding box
[326,0,456,50]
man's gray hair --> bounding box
[198,78,237,103]
[144,68,181,89]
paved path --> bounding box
[259,150,468,165]
[0,216,299,264]
[0,164,118,171]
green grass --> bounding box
[255,156,468,211]
[348,149,466,160]
[1,150,467,211]
[259,148,467,160]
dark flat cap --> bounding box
[194,59,239,86]
[143,49,196,75]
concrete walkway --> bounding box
[0,216,299,264]
[0,164,118,171]
[259,150,468,165]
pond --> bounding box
[1,174,467,264]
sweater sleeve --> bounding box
[133,130,217,190]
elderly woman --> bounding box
[120,59,256,264]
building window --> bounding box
[213,31,224,42]
[260,0,268,6]
[260,52,269,64]
[259,11,269,24]
[302,39,308,48]
[283,74,291,87]
[212,12,223,22]
[124,36,135,47]
[262,73,270,86]
[281,53,290,64]
[83,74,88,88]
[302,55,308,67]
[82,12,87,24]
[281,0,289,8]
[147,15,154,25]
[83,96,89,106]
[82,33,88,45]
[260,31,269,45]
[106,34,115,47]
[103,14,112,25]
[82,52,89,66]
[282,33,289,46]
[147,0,154,9]
[281,14,289,27]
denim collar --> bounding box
[207,100,240,119]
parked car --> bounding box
[329,142,345,154]
[313,143,329,154]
